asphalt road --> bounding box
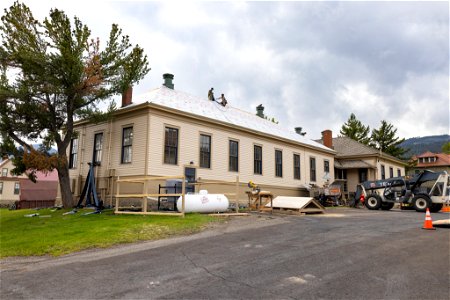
[1,208,449,300]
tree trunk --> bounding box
[57,163,74,208]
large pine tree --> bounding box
[370,120,407,159]
[0,2,150,208]
[339,113,371,144]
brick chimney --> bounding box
[163,73,174,89]
[121,86,133,107]
[322,130,333,149]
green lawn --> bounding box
[0,208,219,258]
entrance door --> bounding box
[184,167,196,193]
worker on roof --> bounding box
[208,88,215,101]
[219,94,227,107]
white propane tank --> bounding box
[177,190,229,213]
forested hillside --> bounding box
[399,134,449,157]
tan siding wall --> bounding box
[70,107,335,203]
[0,180,20,202]
[378,158,405,179]
[0,160,25,203]
[148,111,334,189]
[70,113,149,178]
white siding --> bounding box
[147,111,334,188]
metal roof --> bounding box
[130,86,334,153]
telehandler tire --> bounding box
[412,195,431,212]
[429,203,443,213]
[365,194,382,210]
[381,202,395,210]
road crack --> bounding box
[180,249,296,300]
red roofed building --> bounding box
[409,151,450,175]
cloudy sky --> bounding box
[3,0,449,140]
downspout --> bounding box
[106,118,113,206]
[107,118,113,171]
[144,109,150,176]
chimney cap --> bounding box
[162,73,174,89]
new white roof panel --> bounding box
[132,86,333,152]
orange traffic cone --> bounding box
[440,202,450,213]
[422,208,436,230]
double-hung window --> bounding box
[69,137,78,169]
[324,160,330,173]
[93,133,103,165]
[310,157,316,182]
[293,154,301,180]
[275,150,283,177]
[229,140,239,172]
[14,182,20,195]
[121,127,133,164]
[199,134,211,168]
[164,127,178,165]
[254,145,262,175]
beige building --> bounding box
[67,74,336,207]
[0,158,23,207]
[318,133,407,198]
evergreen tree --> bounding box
[0,2,150,208]
[339,113,370,144]
[442,142,450,154]
[370,120,407,159]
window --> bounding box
[381,165,385,180]
[397,169,401,177]
[1,168,7,177]
[310,157,316,182]
[199,134,211,168]
[275,150,283,177]
[14,182,20,195]
[229,140,239,172]
[69,137,78,169]
[93,133,103,165]
[164,127,178,165]
[389,167,393,178]
[0,182,3,194]
[121,127,133,164]
[324,160,330,173]
[254,145,262,175]
[293,154,301,180]
[359,169,368,183]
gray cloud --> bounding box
[4,1,448,139]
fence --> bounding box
[114,175,186,217]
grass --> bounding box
[0,208,220,258]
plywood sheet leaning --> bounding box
[265,196,325,214]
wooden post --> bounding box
[235,175,239,213]
[109,176,114,208]
[143,180,148,213]
[181,175,186,218]
[115,176,120,213]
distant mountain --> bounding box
[399,134,449,157]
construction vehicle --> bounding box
[356,170,450,213]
